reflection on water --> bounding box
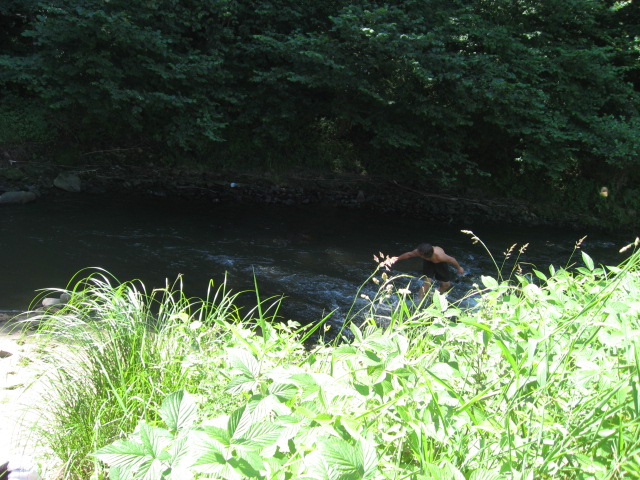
[1,193,632,322]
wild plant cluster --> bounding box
[23,236,640,479]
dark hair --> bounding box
[417,243,434,258]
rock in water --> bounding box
[0,191,36,205]
[53,173,81,193]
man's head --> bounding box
[417,243,434,258]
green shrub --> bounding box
[0,96,56,145]
[89,237,640,479]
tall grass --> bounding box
[26,270,313,479]
[26,237,640,479]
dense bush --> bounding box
[1,1,638,222]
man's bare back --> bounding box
[383,243,464,296]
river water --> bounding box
[1,193,632,324]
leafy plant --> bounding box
[28,236,640,479]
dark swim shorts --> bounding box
[422,260,452,282]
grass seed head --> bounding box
[620,237,640,253]
[575,235,587,249]
[461,229,480,244]
[503,244,516,259]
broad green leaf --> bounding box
[161,390,198,433]
[317,437,377,479]
[249,393,291,420]
[523,283,543,299]
[333,345,359,358]
[304,450,331,480]
[94,435,167,480]
[533,269,547,281]
[481,276,499,289]
[291,373,323,400]
[227,347,260,379]
[192,448,228,469]
[139,458,165,480]
[582,251,595,271]
[433,291,448,312]
[262,456,287,480]
[167,435,196,475]
[138,423,172,460]
[106,466,129,480]
[373,377,393,398]
[168,465,194,480]
[469,469,504,480]
[201,425,231,446]
[360,438,378,478]
[192,456,244,479]
[607,301,629,314]
[234,422,284,449]
[94,438,149,471]
[231,450,264,476]
[420,463,465,480]
[228,404,253,440]
[269,382,298,401]
[227,374,260,394]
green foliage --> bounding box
[1,0,639,224]
[16,0,231,152]
[76,237,640,479]
[1,0,637,177]
[26,269,314,479]
[0,94,56,144]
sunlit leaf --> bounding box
[235,422,284,449]
[227,347,260,378]
[582,251,595,271]
[161,390,198,433]
[481,276,499,289]
[468,469,504,480]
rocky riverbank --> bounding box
[0,160,605,231]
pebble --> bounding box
[0,457,41,480]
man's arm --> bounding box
[442,253,464,274]
[383,249,419,268]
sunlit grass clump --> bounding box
[24,237,640,479]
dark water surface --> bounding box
[1,193,632,322]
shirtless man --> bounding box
[384,243,464,298]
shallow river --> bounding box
[1,193,632,324]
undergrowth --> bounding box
[22,236,640,479]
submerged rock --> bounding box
[0,191,36,205]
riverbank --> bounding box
[0,313,52,479]
[0,160,614,232]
